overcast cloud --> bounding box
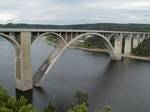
[0,0,150,24]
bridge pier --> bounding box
[15,32,33,91]
[132,36,139,48]
[113,35,123,60]
[124,35,132,55]
[139,37,145,44]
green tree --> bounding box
[0,87,37,112]
[44,102,56,112]
[99,105,112,112]
[0,87,10,106]
[19,104,37,112]
[67,103,88,112]
[132,38,150,56]
[6,97,18,111]
[0,107,13,112]
[74,91,88,106]
[17,96,29,109]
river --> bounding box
[0,38,150,112]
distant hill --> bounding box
[132,38,150,56]
[1,23,150,32]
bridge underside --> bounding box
[0,29,149,91]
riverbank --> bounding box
[70,47,108,53]
[70,47,150,61]
[122,55,150,61]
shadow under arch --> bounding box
[110,33,120,40]
[32,32,67,46]
[0,33,20,50]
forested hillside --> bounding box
[132,38,150,56]
[1,23,150,32]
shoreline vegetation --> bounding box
[73,47,150,61]
[132,38,150,57]
[0,87,112,112]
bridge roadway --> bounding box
[0,28,149,91]
[0,28,150,34]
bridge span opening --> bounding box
[32,32,120,87]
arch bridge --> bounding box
[0,28,149,91]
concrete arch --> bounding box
[32,32,67,45]
[44,33,117,75]
[122,33,131,39]
[0,33,20,50]
[109,33,120,40]
[111,33,130,41]
[72,33,116,56]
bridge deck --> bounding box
[0,28,150,34]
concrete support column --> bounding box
[73,32,76,38]
[139,38,143,44]
[65,32,68,42]
[124,35,132,55]
[37,32,40,37]
[148,34,150,39]
[76,32,78,37]
[139,35,145,44]
[66,32,71,42]
[132,36,139,48]
[113,36,123,60]
[139,34,146,44]
[16,32,32,91]
[71,32,73,40]
[9,32,15,39]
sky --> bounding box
[0,0,150,24]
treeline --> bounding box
[132,38,150,56]
[0,87,112,112]
[1,23,150,32]
[75,36,106,49]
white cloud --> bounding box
[130,1,150,7]
[0,13,17,22]
[0,0,150,24]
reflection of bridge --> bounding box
[0,28,150,91]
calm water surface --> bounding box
[0,38,150,112]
